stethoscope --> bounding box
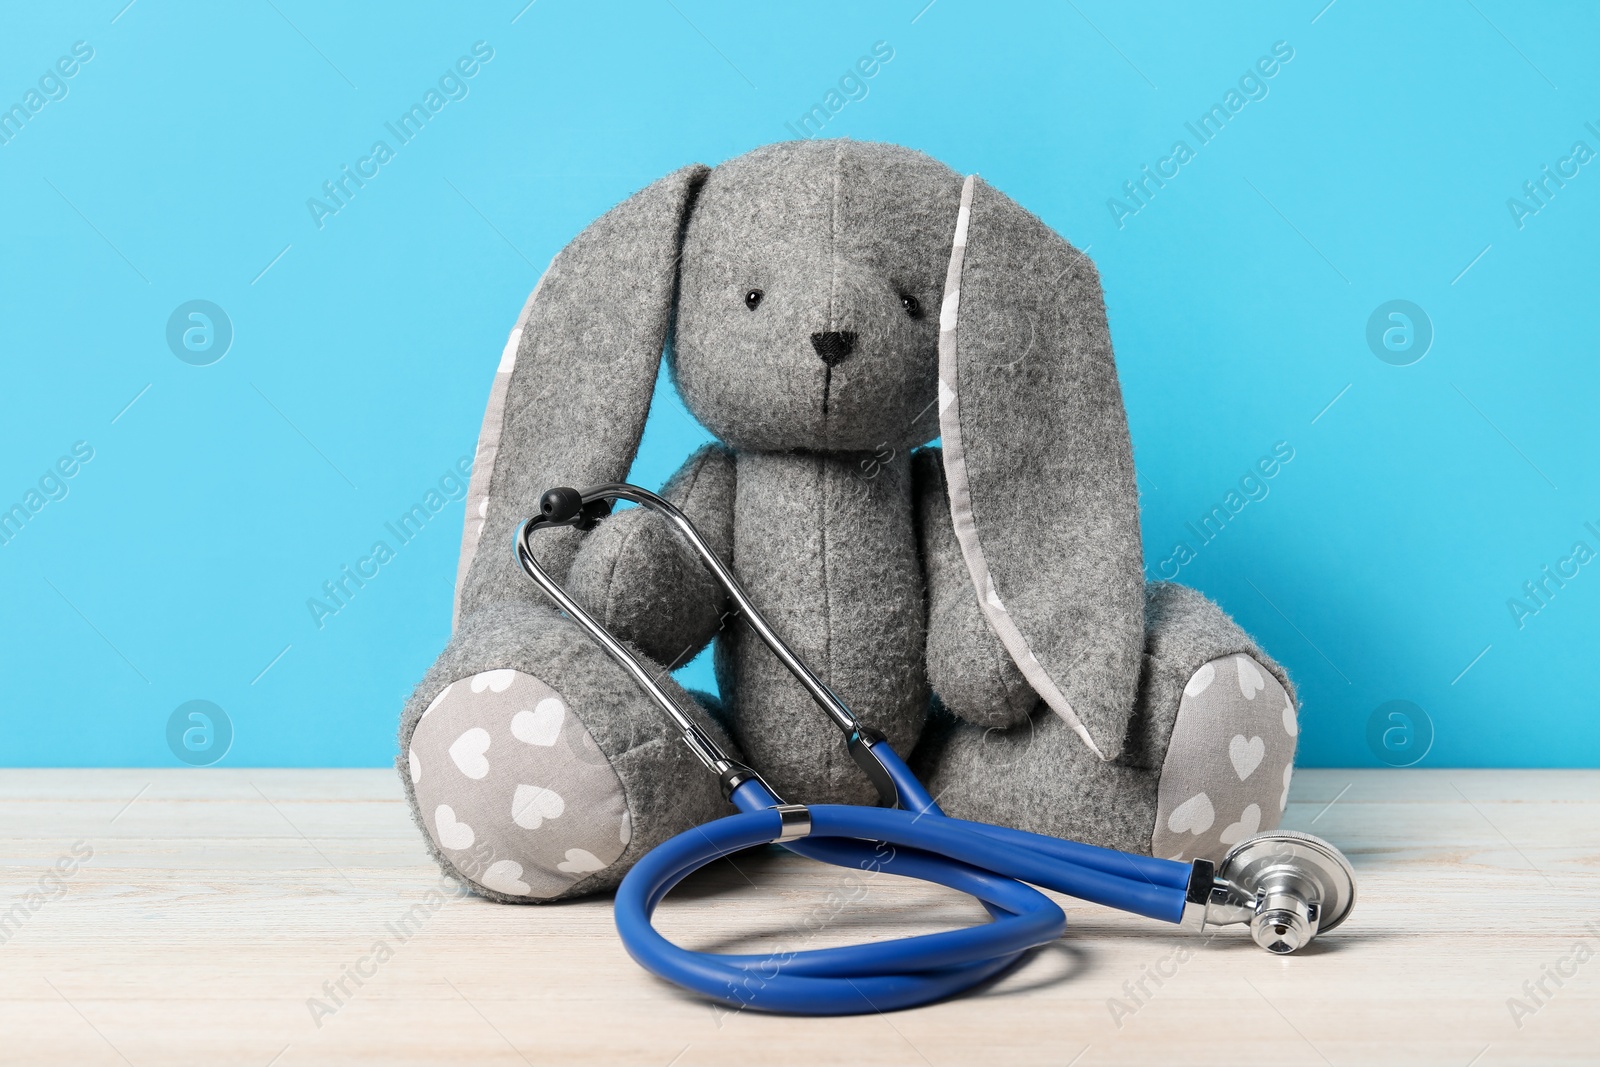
[515,483,1357,1016]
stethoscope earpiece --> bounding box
[538,486,584,523]
[537,486,612,530]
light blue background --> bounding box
[2,1,1596,768]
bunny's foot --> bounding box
[1145,652,1296,861]
[399,600,733,902]
[913,581,1298,863]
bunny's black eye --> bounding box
[900,293,923,319]
[744,289,764,310]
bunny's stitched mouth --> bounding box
[816,330,857,432]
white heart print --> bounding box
[1279,763,1293,811]
[408,748,421,784]
[511,784,566,829]
[1229,735,1265,781]
[480,859,531,896]
[557,848,606,875]
[1219,803,1262,845]
[620,811,632,845]
[1282,693,1298,737]
[512,697,566,747]
[1236,656,1265,699]
[433,805,475,850]
[449,727,491,779]
[1184,662,1216,698]
[470,669,516,694]
[420,684,452,720]
[1167,792,1215,835]
[500,326,522,372]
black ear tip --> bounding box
[539,487,583,523]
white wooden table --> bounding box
[1,768,1595,1065]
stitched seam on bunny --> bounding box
[597,526,629,635]
[816,454,840,782]
[936,175,1105,760]
[820,144,842,782]
[830,139,842,336]
[821,138,844,436]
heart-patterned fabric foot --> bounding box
[1150,654,1297,863]
[408,669,629,900]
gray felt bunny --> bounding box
[400,140,1300,903]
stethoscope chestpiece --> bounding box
[1185,831,1357,954]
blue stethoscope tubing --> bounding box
[613,740,1192,1016]
[516,483,1196,1017]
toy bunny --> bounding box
[400,140,1299,903]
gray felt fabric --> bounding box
[565,443,736,668]
[1122,581,1294,770]
[912,580,1298,861]
[402,139,1300,900]
[669,140,963,804]
[457,162,709,615]
[398,599,732,903]
[673,140,962,454]
[715,449,929,805]
[913,448,1035,730]
[938,176,1144,762]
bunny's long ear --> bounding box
[937,175,1144,761]
[454,164,710,623]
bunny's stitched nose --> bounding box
[810,331,857,366]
